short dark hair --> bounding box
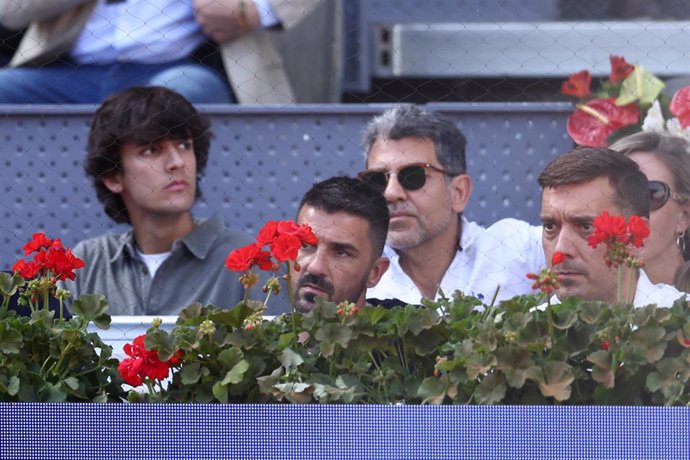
[298,176,390,258]
[538,147,650,218]
[85,86,212,224]
[362,104,467,175]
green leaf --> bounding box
[408,309,441,335]
[210,301,261,328]
[631,326,667,363]
[538,361,574,401]
[473,373,506,404]
[219,360,250,385]
[271,382,314,404]
[38,382,67,403]
[616,65,665,106]
[277,332,296,350]
[5,375,19,396]
[0,272,24,298]
[578,301,604,325]
[588,350,612,369]
[466,354,497,380]
[278,348,304,369]
[418,377,447,404]
[62,377,79,391]
[212,382,228,403]
[69,294,111,329]
[0,321,22,353]
[315,323,353,350]
[180,362,202,385]
[362,306,388,326]
[217,348,244,369]
[552,310,578,330]
[256,367,282,395]
[145,329,178,361]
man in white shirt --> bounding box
[0,0,325,103]
[361,105,545,306]
[538,147,686,307]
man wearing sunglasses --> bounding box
[361,105,544,306]
[538,148,685,306]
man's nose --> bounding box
[383,173,407,202]
[302,248,328,278]
[165,144,185,170]
[552,229,576,262]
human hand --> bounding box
[193,0,261,44]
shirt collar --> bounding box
[108,216,223,263]
[459,215,483,250]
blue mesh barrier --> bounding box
[0,404,687,459]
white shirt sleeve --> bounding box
[252,0,280,28]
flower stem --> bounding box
[285,264,298,344]
[616,266,623,304]
[546,297,556,358]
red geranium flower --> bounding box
[587,212,649,268]
[588,212,628,249]
[609,55,634,84]
[277,221,318,246]
[225,243,271,272]
[551,251,566,266]
[627,215,650,248]
[567,98,640,147]
[117,334,179,387]
[12,259,40,279]
[270,234,302,262]
[561,70,592,99]
[670,86,690,129]
[22,232,55,255]
[256,221,280,247]
[13,234,85,282]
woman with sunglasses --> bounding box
[611,131,690,291]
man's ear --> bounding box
[449,174,472,214]
[366,256,390,288]
[101,173,123,194]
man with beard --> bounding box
[538,147,685,306]
[290,176,390,312]
[360,105,544,306]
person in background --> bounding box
[610,131,690,292]
[0,0,325,104]
[291,176,390,313]
[360,104,544,306]
[59,86,254,315]
[538,147,685,307]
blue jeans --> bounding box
[0,59,234,104]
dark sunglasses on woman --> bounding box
[358,163,457,193]
[649,180,689,211]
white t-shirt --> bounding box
[134,247,171,279]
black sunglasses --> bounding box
[648,180,688,211]
[358,163,456,192]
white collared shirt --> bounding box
[367,217,545,305]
